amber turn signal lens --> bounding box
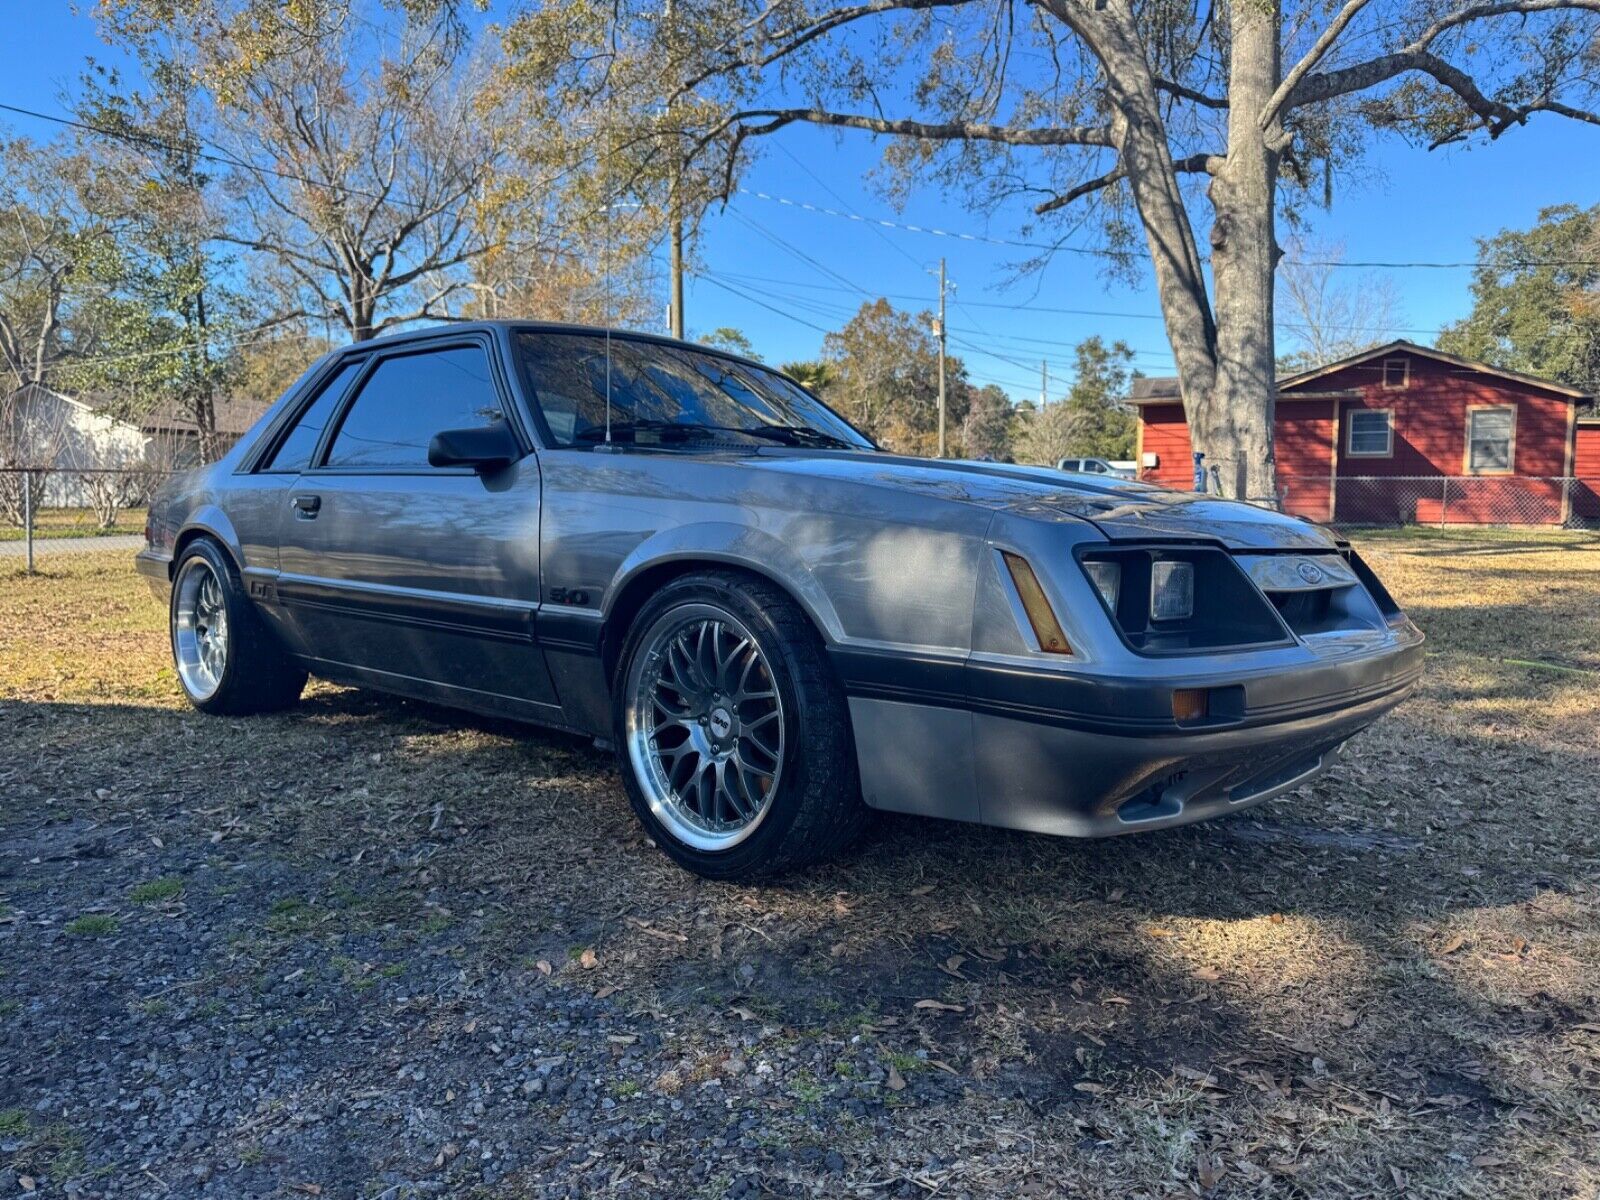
[1001,552,1072,655]
[1172,688,1209,723]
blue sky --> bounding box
[9,3,1600,400]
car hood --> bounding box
[748,449,1339,551]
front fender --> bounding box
[604,521,845,644]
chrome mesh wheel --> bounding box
[624,603,786,852]
[173,556,229,702]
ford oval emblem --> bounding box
[1296,561,1325,585]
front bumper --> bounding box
[838,625,1422,837]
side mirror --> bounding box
[428,421,520,471]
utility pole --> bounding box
[1040,360,1048,407]
[935,257,947,458]
[669,210,685,339]
[665,0,685,340]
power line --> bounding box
[708,267,1449,340]
[735,185,1600,271]
[0,100,441,215]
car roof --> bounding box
[339,320,775,376]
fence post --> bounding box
[1439,477,1449,530]
[23,469,35,575]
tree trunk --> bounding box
[1081,7,1220,430]
[1194,0,1282,504]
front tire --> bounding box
[613,571,865,880]
[170,538,306,715]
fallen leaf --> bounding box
[534,960,552,977]
[578,949,599,970]
[1147,927,1176,938]
[909,884,935,896]
[1338,1010,1359,1029]
[728,1006,758,1021]
[1440,934,1466,955]
[1391,1166,1407,1189]
[1073,1081,1106,1094]
[928,1059,960,1075]
[1268,913,1285,925]
[463,1020,478,1034]
[886,1064,907,1091]
[607,1033,638,1045]
[940,954,967,977]
[913,999,964,1013]
[1102,995,1132,1006]
[291,1186,323,1197]
[595,985,619,999]
[1196,1152,1222,1190]
[1472,1155,1509,1168]
[1107,887,1126,902]
[18,1178,35,1194]
[1194,966,1221,982]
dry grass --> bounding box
[0,506,146,542]
[2,534,1599,1197]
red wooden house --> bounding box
[1131,341,1600,525]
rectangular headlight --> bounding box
[1150,560,1194,622]
[1083,560,1121,613]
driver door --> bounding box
[275,337,560,718]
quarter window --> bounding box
[1346,409,1393,457]
[1467,407,1515,473]
[324,345,505,469]
[1382,358,1409,389]
[262,360,363,472]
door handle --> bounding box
[291,494,321,519]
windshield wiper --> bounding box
[734,424,858,449]
[576,419,858,449]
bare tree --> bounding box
[1277,239,1406,372]
[0,386,70,527]
[213,27,505,341]
[0,139,103,392]
[511,0,1600,500]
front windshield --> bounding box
[514,331,874,451]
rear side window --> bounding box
[262,360,362,472]
[324,345,505,469]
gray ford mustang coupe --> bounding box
[138,321,1422,879]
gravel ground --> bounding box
[2,536,1599,1199]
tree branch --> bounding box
[715,107,1114,148]
[1262,0,1374,129]
[1292,46,1600,139]
[1286,0,1600,119]
[1153,78,1229,109]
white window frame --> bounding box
[1465,405,1516,475]
[1382,358,1410,390]
[1346,408,1393,458]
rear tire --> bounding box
[170,538,306,715]
[613,571,866,880]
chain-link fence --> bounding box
[1,467,173,573]
[1322,476,1600,529]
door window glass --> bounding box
[325,345,505,469]
[262,360,362,472]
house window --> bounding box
[1346,409,1393,457]
[1382,358,1409,389]
[1466,406,1515,473]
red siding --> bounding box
[1275,400,1335,522]
[1576,422,1600,520]
[1135,348,1583,526]
[1138,403,1194,489]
